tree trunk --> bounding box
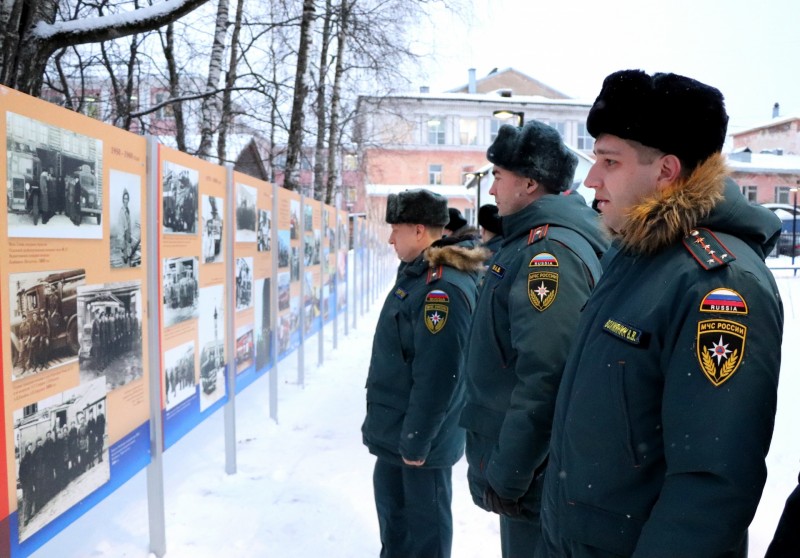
[283,0,315,192]
[162,23,188,152]
[313,0,333,200]
[217,0,244,164]
[325,0,350,205]
[1,0,209,96]
[197,0,230,160]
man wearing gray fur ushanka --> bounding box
[362,189,487,558]
[460,121,608,557]
[538,71,784,557]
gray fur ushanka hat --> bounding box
[486,120,578,193]
[586,69,728,171]
[385,188,449,226]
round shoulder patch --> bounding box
[529,252,559,267]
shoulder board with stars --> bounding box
[682,228,736,270]
[527,225,550,245]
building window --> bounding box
[459,118,478,145]
[343,154,358,171]
[543,120,566,138]
[154,92,173,120]
[490,118,502,142]
[427,118,445,145]
[775,186,791,204]
[429,164,443,185]
[577,123,594,151]
[741,185,758,202]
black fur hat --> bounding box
[445,208,468,232]
[587,69,728,171]
[478,204,502,235]
[486,120,578,193]
[385,189,449,226]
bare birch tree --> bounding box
[283,0,316,192]
[196,0,230,160]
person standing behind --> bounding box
[477,204,503,256]
[39,168,50,224]
[538,70,784,558]
[460,121,608,558]
[362,189,487,558]
[765,470,800,557]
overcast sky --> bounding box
[412,0,799,133]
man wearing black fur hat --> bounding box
[538,70,784,558]
[362,188,488,558]
[478,204,503,255]
[460,121,608,558]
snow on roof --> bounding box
[360,91,593,108]
[366,184,474,199]
[726,152,800,173]
[731,115,800,137]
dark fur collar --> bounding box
[424,244,489,272]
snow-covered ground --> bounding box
[32,258,800,558]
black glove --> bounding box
[483,486,522,517]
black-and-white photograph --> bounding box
[304,232,314,266]
[164,340,196,410]
[162,257,199,327]
[77,281,143,390]
[7,112,103,239]
[304,205,314,232]
[235,183,257,242]
[109,170,142,268]
[199,284,225,411]
[14,377,108,542]
[235,324,254,374]
[278,230,290,268]
[257,209,271,252]
[161,161,198,234]
[278,272,290,312]
[290,246,300,281]
[202,195,224,264]
[235,257,253,311]
[254,277,272,371]
[290,200,300,240]
[304,230,321,266]
[9,268,87,381]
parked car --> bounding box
[761,203,800,257]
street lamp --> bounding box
[493,110,525,127]
[465,171,487,217]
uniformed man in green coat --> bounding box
[538,70,785,558]
[362,189,488,558]
[460,121,608,557]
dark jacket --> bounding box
[540,154,784,558]
[362,240,488,468]
[460,193,608,514]
[765,471,800,557]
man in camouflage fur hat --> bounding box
[362,188,488,558]
[539,70,784,558]
[460,121,608,557]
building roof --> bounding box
[727,152,800,174]
[447,67,570,99]
[731,115,800,137]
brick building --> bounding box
[353,68,594,225]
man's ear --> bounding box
[526,179,540,194]
[656,154,682,188]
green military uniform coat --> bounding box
[540,155,784,558]
[363,241,488,467]
[460,193,608,514]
